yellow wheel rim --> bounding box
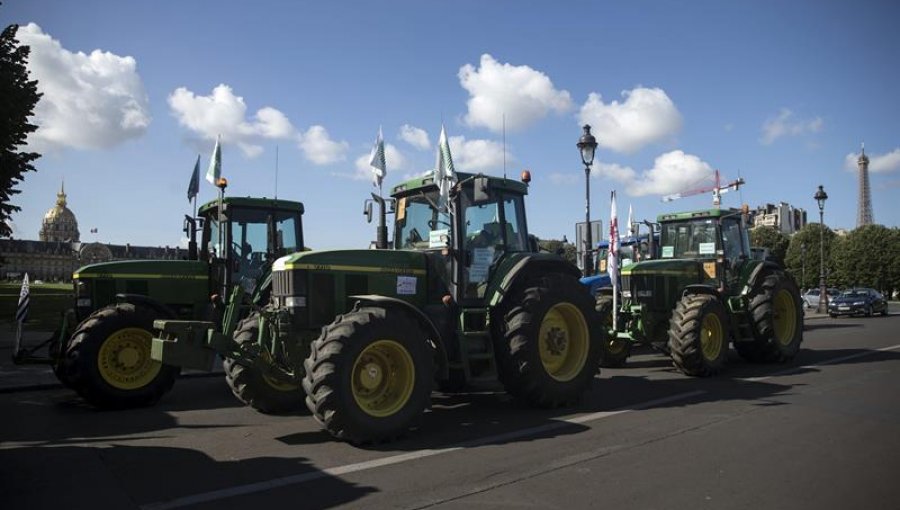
[700,313,724,361]
[773,289,797,346]
[260,350,300,391]
[539,303,590,382]
[352,340,415,418]
[97,328,161,390]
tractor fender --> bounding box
[488,254,582,307]
[115,293,178,320]
[348,294,449,380]
[742,260,784,295]
[681,284,720,300]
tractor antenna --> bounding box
[503,113,507,179]
[274,145,279,200]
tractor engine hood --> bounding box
[272,249,428,276]
[621,259,707,311]
[73,260,209,280]
[621,258,703,279]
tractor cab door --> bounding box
[456,184,528,303]
[720,216,750,289]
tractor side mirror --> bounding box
[364,200,373,224]
[473,175,491,205]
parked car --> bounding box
[828,288,888,317]
[802,288,840,309]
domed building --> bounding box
[39,182,80,243]
[1,182,186,282]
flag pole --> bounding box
[13,319,23,359]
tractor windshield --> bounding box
[395,190,447,250]
[660,219,719,259]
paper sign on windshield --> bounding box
[469,247,495,282]
[699,242,716,255]
[429,229,449,249]
[662,246,674,258]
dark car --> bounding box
[828,288,889,317]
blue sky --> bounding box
[5,0,899,249]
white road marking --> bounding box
[140,390,704,510]
[739,343,900,383]
[141,342,900,510]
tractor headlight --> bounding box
[285,296,306,308]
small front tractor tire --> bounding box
[738,273,803,363]
[595,295,631,368]
[62,304,180,408]
[495,273,602,407]
[224,314,304,414]
[303,306,434,444]
[668,294,728,377]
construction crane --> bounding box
[661,169,745,207]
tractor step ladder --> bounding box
[458,307,498,383]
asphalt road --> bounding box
[2,313,899,510]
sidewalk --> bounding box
[0,328,222,393]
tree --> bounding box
[537,238,576,266]
[0,20,42,238]
[784,223,837,291]
[831,225,900,294]
[750,226,790,264]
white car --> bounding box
[802,288,839,309]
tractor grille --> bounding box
[631,274,677,311]
[272,269,307,298]
[621,275,631,294]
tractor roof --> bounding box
[657,208,741,223]
[198,196,304,215]
[391,171,529,197]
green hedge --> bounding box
[0,282,70,331]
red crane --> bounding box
[661,169,745,207]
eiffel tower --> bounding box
[857,143,873,227]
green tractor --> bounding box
[596,207,803,375]
[14,189,305,409]
[153,171,603,443]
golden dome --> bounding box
[39,181,80,242]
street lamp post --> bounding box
[577,125,598,276]
[814,185,829,314]
[800,242,806,291]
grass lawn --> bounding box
[0,282,70,332]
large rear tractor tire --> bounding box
[668,294,728,377]
[595,295,631,368]
[494,273,602,407]
[737,273,803,363]
[62,304,180,409]
[224,314,304,414]
[303,306,434,444]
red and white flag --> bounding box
[608,191,619,286]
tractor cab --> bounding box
[657,209,751,291]
[393,172,533,303]
[195,197,304,300]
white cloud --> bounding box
[459,54,572,132]
[627,150,714,197]
[578,87,683,154]
[298,125,348,165]
[168,84,297,157]
[558,151,713,198]
[448,135,509,172]
[844,148,900,173]
[760,108,824,145]
[18,23,151,151]
[353,143,406,180]
[399,125,431,151]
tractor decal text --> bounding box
[282,263,426,276]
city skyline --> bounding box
[4,1,899,249]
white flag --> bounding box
[16,273,29,324]
[206,135,222,185]
[434,125,457,212]
[369,127,386,189]
[627,203,634,238]
[608,192,619,286]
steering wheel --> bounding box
[405,228,423,248]
[428,219,451,230]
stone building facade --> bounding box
[1,183,184,282]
